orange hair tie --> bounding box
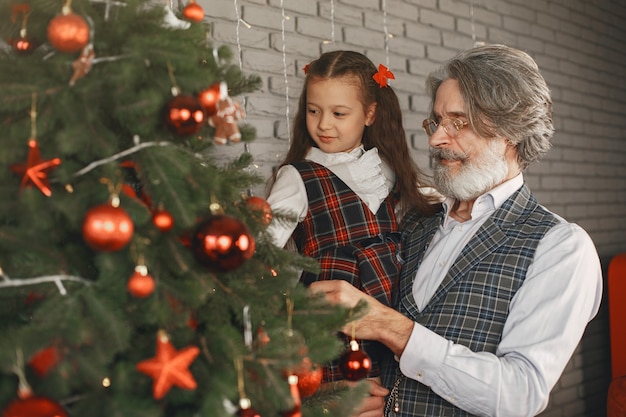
[373,64,395,88]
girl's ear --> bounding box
[365,102,377,126]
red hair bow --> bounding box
[303,63,310,75]
[372,64,395,88]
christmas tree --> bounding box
[0,0,369,415]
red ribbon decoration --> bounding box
[372,64,395,88]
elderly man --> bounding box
[312,44,603,417]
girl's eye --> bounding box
[334,112,345,117]
[307,108,318,115]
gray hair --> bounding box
[426,44,554,169]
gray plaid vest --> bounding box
[382,184,559,417]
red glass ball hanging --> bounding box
[245,196,273,225]
[197,82,226,116]
[82,203,134,252]
[127,270,155,298]
[237,407,261,417]
[183,1,204,22]
[338,341,372,381]
[2,395,68,417]
[47,12,90,53]
[191,214,255,272]
[152,209,174,232]
[293,357,322,398]
[11,36,36,54]
[164,95,205,136]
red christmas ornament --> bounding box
[2,395,68,417]
[164,94,205,136]
[339,340,371,381]
[152,209,174,232]
[136,331,200,399]
[11,4,37,55]
[191,214,255,272]
[28,345,62,377]
[291,357,322,398]
[237,404,261,417]
[82,203,134,251]
[10,139,61,197]
[127,267,155,298]
[47,8,90,53]
[11,36,36,54]
[182,0,204,22]
[245,196,273,225]
[197,82,226,116]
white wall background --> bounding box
[199,0,626,415]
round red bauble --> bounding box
[237,407,261,417]
[153,209,174,232]
[82,204,134,251]
[164,95,205,136]
[11,37,36,55]
[127,270,155,297]
[191,214,255,272]
[47,12,89,53]
[293,358,322,398]
[183,1,204,22]
[197,82,226,116]
[246,196,272,225]
[339,342,371,381]
[2,396,68,417]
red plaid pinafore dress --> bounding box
[291,161,402,382]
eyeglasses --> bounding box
[422,118,468,138]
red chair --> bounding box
[608,253,626,416]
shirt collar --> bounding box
[306,145,365,166]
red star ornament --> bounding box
[136,331,200,400]
[10,139,61,197]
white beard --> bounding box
[431,140,509,201]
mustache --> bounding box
[429,147,468,162]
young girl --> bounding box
[266,50,437,382]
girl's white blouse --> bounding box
[266,146,395,248]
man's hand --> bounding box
[351,378,389,417]
[308,280,414,357]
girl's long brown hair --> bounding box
[268,50,437,216]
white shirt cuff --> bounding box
[399,323,449,385]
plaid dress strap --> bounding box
[291,161,401,382]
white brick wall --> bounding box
[198,0,626,415]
